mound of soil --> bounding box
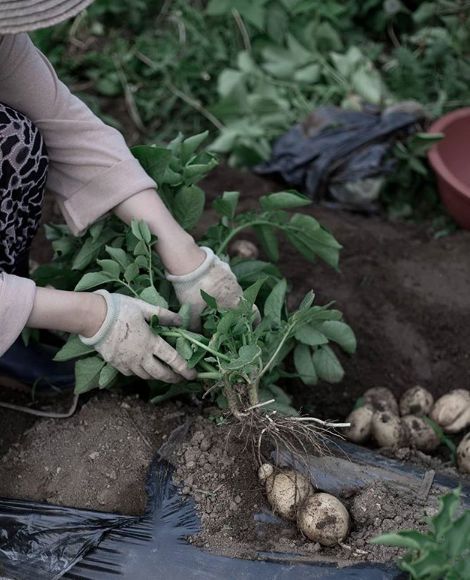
[0,394,186,514]
[170,416,440,564]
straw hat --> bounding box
[0,0,95,34]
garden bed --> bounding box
[1,168,470,568]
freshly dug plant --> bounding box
[264,467,313,520]
[372,411,407,448]
[430,390,470,433]
[402,415,440,452]
[399,386,433,417]
[230,239,259,260]
[297,493,350,546]
[457,433,470,474]
[363,387,399,415]
[45,133,357,470]
[344,404,374,443]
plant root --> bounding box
[226,408,346,471]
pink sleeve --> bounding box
[0,33,156,235]
[0,274,36,355]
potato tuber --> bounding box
[363,387,399,415]
[344,404,374,443]
[399,386,433,417]
[430,389,470,433]
[230,239,259,260]
[401,415,440,451]
[457,433,470,474]
[265,469,312,520]
[297,493,350,546]
[372,411,407,448]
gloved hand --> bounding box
[79,290,196,382]
[166,247,243,328]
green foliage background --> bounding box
[33,0,470,223]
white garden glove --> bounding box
[79,290,196,383]
[166,247,243,329]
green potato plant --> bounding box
[38,132,356,415]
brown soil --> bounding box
[170,415,440,564]
[0,394,186,514]
[1,166,470,566]
[201,167,470,420]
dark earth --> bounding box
[1,166,470,565]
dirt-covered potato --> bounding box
[372,411,407,448]
[344,404,374,443]
[430,389,470,433]
[457,433,470,474]
[399,386,434,417]
[266,469,312,520]
[363,387,399,415]
[297,493,350,546]
[258,463,274,482]
[229,239,259,260]
[401,415,440,451]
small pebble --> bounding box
[234,495,242,504]
[89,452,100,460]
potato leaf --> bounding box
[254,224,279,261]
[140,286,168,308]
[225,344,262,370]
[54,335,94,362]
[75,356,106,394]
[294,325,328,346]
[321,321,357,354]
[75,272,112,291]
[293,343,317,385]
[173,185,205,231]
[312,345,344,383]
[99,364,119,389]
[264,278,287,323]
[260,191,311,210]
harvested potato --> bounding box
[230,239,259,260]
[266,469,312,520]
[457,433,470,474]
[399,386,433,417]
[372,411,407,448]
[258,463,274,482]
[430,389,470,433]
[344,404,374,443]
[297,493,350,546]
[402,415,440,451]
[364,387,399,415]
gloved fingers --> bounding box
[153,335,197,381]
[142,356,181,383]
[136,299,182,326]
[115,365,132,377]
[126,363,152,380]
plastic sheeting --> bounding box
[2,438,468,579]
[255,104,424,210]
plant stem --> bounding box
[224,382,242,419]
[258,323,294,381]
[197,372,222,380]
[160,329,232,362]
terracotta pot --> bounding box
[428,108,470,229]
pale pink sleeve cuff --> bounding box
[0,273,37,356]
[57,158,156,236]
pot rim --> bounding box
[428,107,470,201]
